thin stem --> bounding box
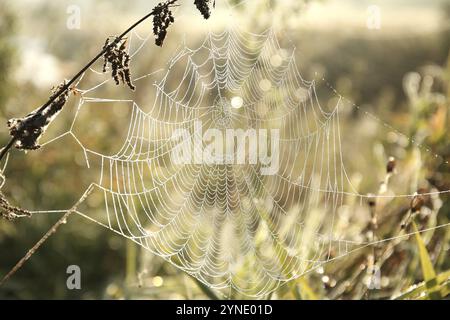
[0,0,179,163]
[0,185,94,287]
[0,138,17,164]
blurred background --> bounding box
[0,0,449,299]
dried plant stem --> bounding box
[364,159,396,298]
[0,185,94,287]
[0,1,179,163]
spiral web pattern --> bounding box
[22,26,449,297]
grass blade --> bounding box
[412,221,440,299]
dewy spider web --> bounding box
[6,19,450,297]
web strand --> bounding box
[3,21,449,297]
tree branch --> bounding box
[0,0,180,163]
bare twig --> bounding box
[0,185,94,287]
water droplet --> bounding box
[231,96,243,109]
[259,79,272,92]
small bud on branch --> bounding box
[386,156,396,174]
[367,193,376,208]
[410,195,424,213]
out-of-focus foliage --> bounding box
[0,3,16,109]
[0,0,449,299]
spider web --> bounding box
[5,19,450,297]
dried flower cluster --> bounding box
[102,37,135,90]
[194,0,215,19]
[152,1,177,46]
[7,81,70,151]
[410,188,430,213]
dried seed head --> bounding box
[102,37,135,90]
[403,190,429,229]
[386,156,396,174]
[367,194,376,208]
[8,81,70,151]
[412,188,431,212]
[410,192,425,213]
[194,0,215,19]
[152,1,176,47]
